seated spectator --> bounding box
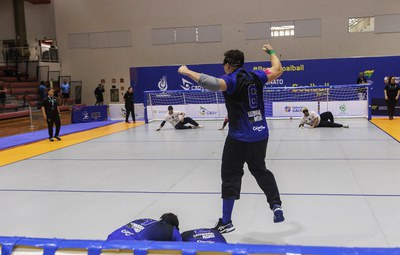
[38,81,47,100]
[0,82,7,107]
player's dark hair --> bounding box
[168,105,173,110]
[160,213,179,229]
[388,76,395,84]
[223,50,244,68]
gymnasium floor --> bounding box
[0,118,399,248]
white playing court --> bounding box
[0,119,399,248]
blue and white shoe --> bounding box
[273,205,285,223]
[213,218,235,234]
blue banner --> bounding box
[71,105,108,123]
[130,56,400,115]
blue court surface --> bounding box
[0,120,120,150]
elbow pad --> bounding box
[198,74,220,91]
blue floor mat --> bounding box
[0,120,120,150]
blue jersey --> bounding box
[61,83,70,93]
[106,218,182,241]
[220,68,269,142]
[181,228,227,243]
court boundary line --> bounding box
[0,189,399,197]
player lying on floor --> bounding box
[299,107,349,128]
[156,105,203,131]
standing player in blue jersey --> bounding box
[178,43,284,234]
[106,213,182,241]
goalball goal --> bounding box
[143,84,371,123]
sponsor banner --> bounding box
[272,102,318,117]
[320,101,368,116]
[147,105,186,121]
[132,56,400,115]
[371,98,400,116]
[71,105,108,123]
[109,103,144,120]
[147,104,227,121]
[185,104,226,119]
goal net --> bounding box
[144,84,370,123]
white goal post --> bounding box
[143,84,371,123]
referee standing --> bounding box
[41,88,61,141]
[123,87,135,123]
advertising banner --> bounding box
[320,101,368,117]
[272,102,318,117]
[131,56,400,116]
[71,105,108,123]
[109,103,144,120]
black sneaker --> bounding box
[273,204,285,223]
[49,138,54,142]
[54,136,61,141]
[213,218,235,234]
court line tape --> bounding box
[0,189,399,197]
[27,157,400,161]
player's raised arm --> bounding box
[178,66,227,92]
[262,44,283,82]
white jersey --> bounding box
[299,111,320,126]
[164,111,183,127]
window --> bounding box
[348,17,375,32]
[270,21,294,37]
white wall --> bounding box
[0,0,56,47]
[3,0,400,105]
[0,0,15,41]
[52,0,400,105]
[24,1,56,45]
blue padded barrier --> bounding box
[1,236,400,255]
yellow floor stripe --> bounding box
[0,122,145,167]
[370,117,400,142]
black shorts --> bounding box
[62,93,70,98]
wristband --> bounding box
[267,49,276,55]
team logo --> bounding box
[339,104,347,112]
[82,111,89,120]
[158,76,168,91]
[253,125,265,132]
[180,78,193,90]
[363,70,374,79]
[199,106,217,116]
[121,107,126,117]
[91,112,101,119]
[180,78,203,90]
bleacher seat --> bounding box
[0,110,30,120]
[9,88,38,95]
[9,82,39,88]
[0,103,19,111]
[16,94,39,101]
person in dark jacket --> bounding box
[123,87,135,123]
[384,76,400,120]
[106,213,182,241]
[41,88,61,141]
[94,83,105,105]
